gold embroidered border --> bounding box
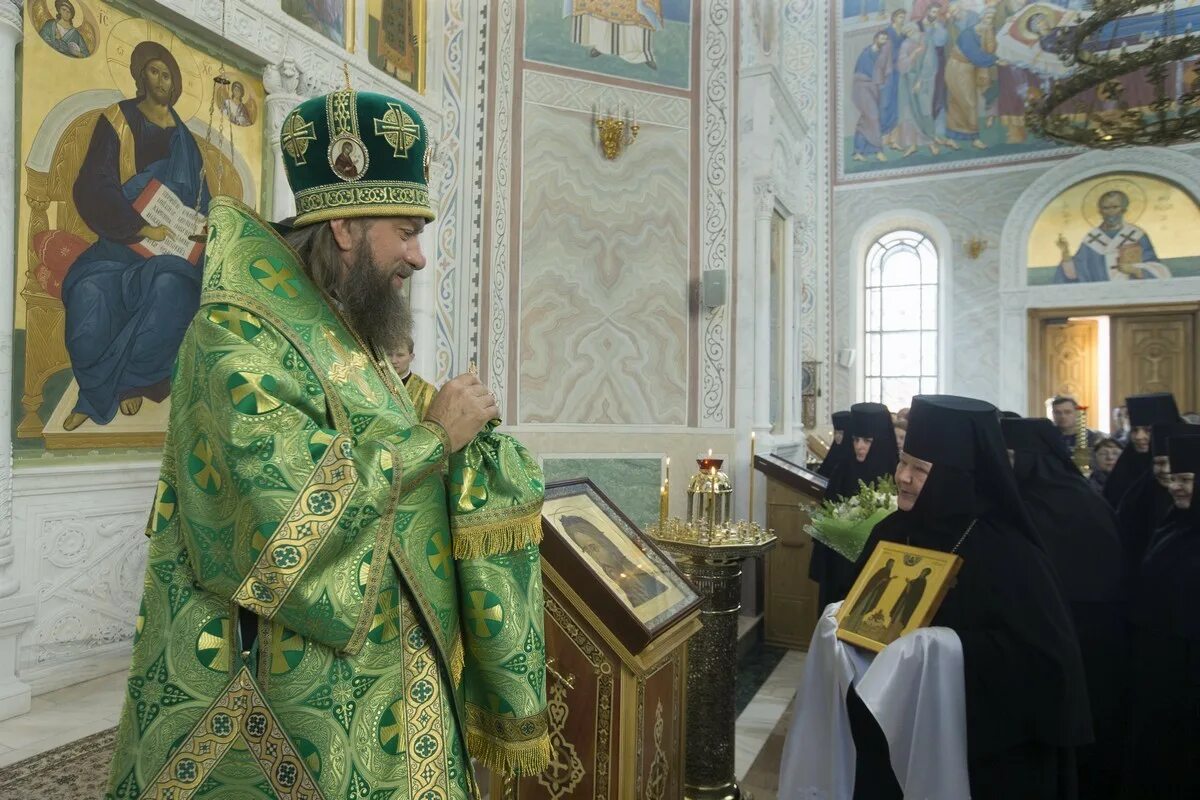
[233,435,358,617]
[294,181,431,219]
[402,595,451,800]
[140,666,323,800]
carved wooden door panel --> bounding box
[1037,318,1098,414]
[1112,314,1195,413]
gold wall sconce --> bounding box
[963,235,990,260]
[594,108,639,160]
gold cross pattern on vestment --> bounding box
[374,103,421,158]
[281,112,317,165]
[322,328,377,403]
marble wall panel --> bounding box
[517,102,690,425]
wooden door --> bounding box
[1035,317,1099,415]
[1112,313,1196,413]
[764,478,820,649]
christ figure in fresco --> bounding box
[62,40,209,431]
[1055,190,1170,283]
[559,515,668,609]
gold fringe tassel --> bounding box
[450,632,465,689]
[452,511,543,560]
[467,729,553,777]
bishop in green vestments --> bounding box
[105,89,551,800]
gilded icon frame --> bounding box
[542,478,701,654]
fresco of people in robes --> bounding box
[17,3,263,450]
[282,0,348,48]
[835,1,1200,182]
[1026,172,1200,286]
[524,0,692,90]
[368,0,426,94]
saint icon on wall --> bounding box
[60,39,210,431]
[33,0,96,58]
[1054,188,1169,283]
[1026,172,1200,286]
[217,79,256,127]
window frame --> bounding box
[860,227,942,410]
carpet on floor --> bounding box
[0,727,115,798]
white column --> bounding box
[0,0,37,719]
[263,60,305,221]
[752,180,774,434]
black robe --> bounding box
[1115,471,1174,582]
[1003,418,1127,800]
[1122,503,1200,798]
[1102,447,1150,509]
[846,396,1091,800]
[812,404,899,610]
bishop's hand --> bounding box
[424,373,499,452]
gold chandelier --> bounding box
[1027,1,1200,148]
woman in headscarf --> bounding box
[816,410,853,478]
[847,396,1091,800]
[1116,421,1198,581]
[1122,433,1200,798]
[811,403,900,610]
[1103,393,1179,508]
[1002,417,1126,800]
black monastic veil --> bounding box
[846,396,1091,800]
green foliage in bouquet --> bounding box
[805,475,898,563]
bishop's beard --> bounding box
[338,238,412,356]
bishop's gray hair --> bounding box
[283,220,361,297]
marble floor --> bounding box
[0,643,804,793]
[0,671,126,770]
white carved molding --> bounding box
[13,462,159,693]
[0,0,35,720]
[486,0,517,410]
[699,0,735,429]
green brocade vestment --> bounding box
[105,199,550,800]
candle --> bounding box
[659,482,668,530]
[664,457,671,519]
[709,466,718,531]
[749,432,756,527]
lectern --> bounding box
[489,479,703,799]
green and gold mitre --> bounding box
[280,88,434,226]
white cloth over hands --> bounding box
[779,602,971,799]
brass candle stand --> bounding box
[648,457,776,800]
[1073,405,1092,477]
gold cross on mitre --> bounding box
[322,328,377,403]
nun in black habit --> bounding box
[1001,417,1127,800]
[1103,392,1179,509]
[817,410,853,478]
[1122,434,1200,798]
[1115,421,1198,582]
[846,396,1092,800]
[811,403,900,611]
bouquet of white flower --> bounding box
[804,475,898,562]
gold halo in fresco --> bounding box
[1082,176,1148,228]
[106,17,202,123]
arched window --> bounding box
[864,230,939,411]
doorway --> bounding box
[1029,303,1199,427]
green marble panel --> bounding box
[542,456,661,531]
